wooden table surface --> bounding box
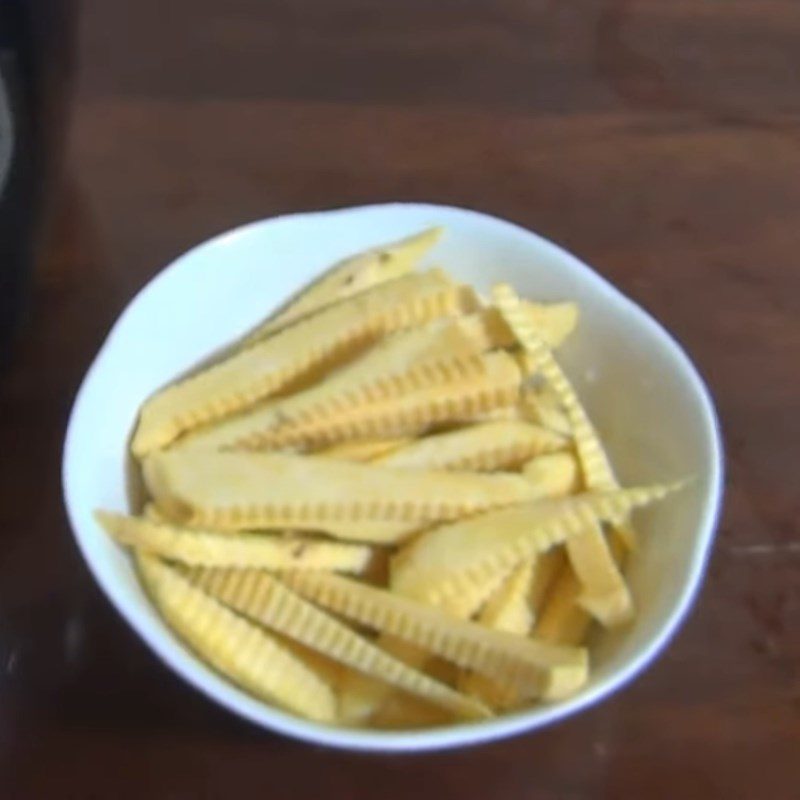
[1,1,798,797]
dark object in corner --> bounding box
[0,0,75,363]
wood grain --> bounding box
[1,0,798,797]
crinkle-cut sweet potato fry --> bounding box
[254,350,522,450]
[179,315,494,452]
[374,420,567,472]
[142,449,538,530]
[132,270,477,456]
[493,282,637,624]
[187,567,490,721]
[96,511,373,572]
[389,482,682,610]
[283,570,588,701]
[136,553,337,721]
[242,227,444,344]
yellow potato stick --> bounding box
[317,437,411,462]
[459,558,557,711]
[457,563,534,705]
[278,317,496,424]
[389,482,681,609]
[493,283,636,549]
[388,456,578,609]
[458,661,531,711]
[518,385,572,436]
[259,350,522,450]
[460,303,577,352]
[338,566,511,723]
[187,357,492,454]
[143,448,538,531]
[96,511,373,572]
[397,560,556,712]
[188,567,491,720]
[338,638,429,724]
[516,300,635,554]
[522,452,580,497]
[132,270,477,455]
[529,549,565,619]
[432,564,515,619]
[521,302,579,348]
[243,227,445,343]
[183,316,496,452]
[152,492,424,546]
[339,647,460,729]
[172,400,283,454]
[533,562,591,647]
[341,653,459,730]
[136,553,336,721]
[609,519,638,552]
[566,518,633,626]
[425,404,524,433]
[374,421,566,472]
[477,562,536,635]
[459,551,563,709]
[339,642,462,728]
[283,570,588,700]
[277,637,347,691]
[497,289,616,490]
[536,530,628,645]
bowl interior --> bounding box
[63,203,722,751]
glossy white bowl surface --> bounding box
[63,203,723,751]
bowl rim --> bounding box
[62,201,724,752]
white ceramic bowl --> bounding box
[62,203,723,751]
